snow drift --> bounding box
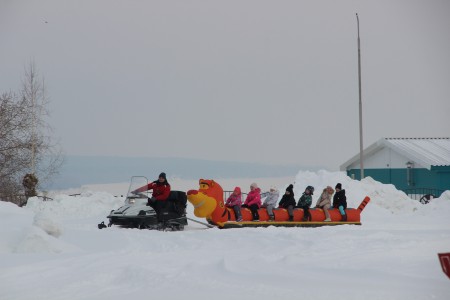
[1,171,449,300]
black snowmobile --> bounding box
[99,176,188,231]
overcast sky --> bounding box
[1,0,449,171]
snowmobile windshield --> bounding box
[126,176,150,199]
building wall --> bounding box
[434,166,450,191]
[346,167,449,196]
[344,144,450,197]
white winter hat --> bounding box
[250,182,258,189]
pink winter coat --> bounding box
[244,188,261,208]
[225,193,242,207]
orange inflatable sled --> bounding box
[187,179,370,228]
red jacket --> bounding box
[136,181,171,201]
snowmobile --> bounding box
[99,176,188,231]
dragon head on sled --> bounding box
[187,179,228,223]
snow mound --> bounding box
[33,212,63,237]
[0,201,34,253]
[438,190,450,201]
[25,192,125,219]
[0,201,79,253]
[414,190,450,216]
[14,225,79,253]
[293,170,422,214]
[360,176,421,214]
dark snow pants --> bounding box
[243,204,259,221]
[149,199,167,222]
[298,205,310,220]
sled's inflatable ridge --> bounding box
[187,179,370,229]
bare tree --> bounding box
[0,62,64,206]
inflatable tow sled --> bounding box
[187,179,370,229]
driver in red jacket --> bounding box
[133,172,171,222]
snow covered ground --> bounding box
[1,170,450,300]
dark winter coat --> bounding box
[297,193,312,208]
[333,189,347,209]
[278,184,295,208]
[279,184,296,208]
[279,194,296,208]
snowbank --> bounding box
[1,171,449,300]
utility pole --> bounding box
[356,13,364,179]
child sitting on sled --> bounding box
[261,186,279,221]
[278,184,296,221]
[333,183,347,222]
[315,186,334,221]
[225,187,243,222]
[297,186,314,221]
[242,183,262,221]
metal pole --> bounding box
[356,13,364,179]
